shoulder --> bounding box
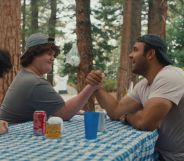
[14,69,48,87]
[155,65,184,85]
[150,66,184,105]
[158,65,184,79]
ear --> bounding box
[146,49,156,60]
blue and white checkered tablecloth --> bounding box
[0,115,158,161]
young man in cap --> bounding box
[0,33,100,124]
[0,49,12,134]
[86,34,184,161]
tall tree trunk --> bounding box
[22,0,26,53]
[47,0,57,86]
[148,0,167,38]
[0,0,21,103]
[31,0,38,33]
[117,0,142,100]
[75,0,94,111]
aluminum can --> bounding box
[33,111,46,135]
[98,112,106,132]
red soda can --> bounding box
[33,111,46,135]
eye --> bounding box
[47,51,55,57]
[47,52,52,55]
[132,47,138,52]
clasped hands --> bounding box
[86,70,104,89]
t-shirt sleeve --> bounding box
[128,80,144,104]
[31,82,65,116]
[149,73,184,105]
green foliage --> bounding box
[56,1,123,82]
[99,0,124,5]
[21,0,123,83]
[21,0,65,40]
[103,79,117,92]
[166,0,184,67]
[91,1,122,79]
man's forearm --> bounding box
[95,88,119,119]
[125,112,144,129]
[126,111,157,131]
[66,85,97,117]
[56,85,97,120]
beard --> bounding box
[132,58,149,76]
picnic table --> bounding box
[0,115,158,161]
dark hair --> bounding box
[0,49,12,78]
[21,43,60,67]
[143,43,170,65]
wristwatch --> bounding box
[119,113,128,124]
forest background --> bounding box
[0,0,184,111]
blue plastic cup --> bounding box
[84,112,99,139]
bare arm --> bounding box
[86,70,142,120]
[53,84,97,120]
[125,97,173,131]
[95,88,142,120]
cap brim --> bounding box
[160,51,172,65]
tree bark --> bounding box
[75,0,94,111]
[0,0,21,103]
[148,0,168,38]
[47,0,57,86]
[117,0,142,100]
[31,0,38,33]
[21,0,26,53]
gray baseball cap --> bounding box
[137,34,172,65]
[21,33,55,57]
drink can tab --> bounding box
[98,112,106,132]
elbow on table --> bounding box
[135,120,157,131]
[61,115,73,121]
[53,106,74,121]
[108,113,121,121]
[53,111,73,121]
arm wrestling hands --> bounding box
[86,70,141,121]
[86,70,173,131]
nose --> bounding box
[129,52,133,59]
[49,56,54,63]
[50,53,55,60]
[51,57,55,61]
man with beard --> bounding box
[86,34,184,161]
